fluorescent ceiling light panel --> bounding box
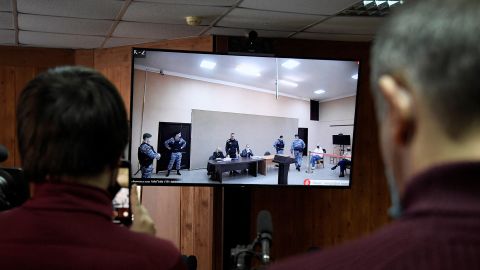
[314,89,326,94]
[235,64,261,77]
[200,60,216,69]
[282,59,300,69]
[363,1,374,5]
[351,74,358,80]
[279,80,298,87]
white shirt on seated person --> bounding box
[311,146,324,158]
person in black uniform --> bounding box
[138,133,161,179]
[225,133,240,175]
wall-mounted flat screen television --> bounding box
[129,49,359,187]
[332,134,351,146]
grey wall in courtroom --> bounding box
[190,109,298,169]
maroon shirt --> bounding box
[0,182,186,270]
[269,162,480,270]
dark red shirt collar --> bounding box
[23,182,113,220]
[402,161,480,217]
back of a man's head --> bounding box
[372,0,480,140]
[17,66,128,183]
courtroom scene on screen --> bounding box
[130,49,359,187]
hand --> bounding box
[156,153,161,160]
[130,184,156,236]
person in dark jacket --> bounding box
[207,147,225,177]
[273,135,285,154]
[138,133,161,179]
[240,144,254,158]
[225,133,240,175]
[270,1,480,269]
[0,67,185,270]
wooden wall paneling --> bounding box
[74,49,95,68]
[0,67,17,167]
[180,187,195,255]
[141,186,182,247]
[0,46,74,67]
[180,186,215,270]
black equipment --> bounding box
[0,144,29,211]
[231,210,273,270]
[272,155,296,185]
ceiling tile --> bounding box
[240,0,359,16]
[206,27,293,38]
[132,0,236,6]
[113,21,203,39]
[0,29,15,44]
[19,14,113,36]
[307,16,385,35]
[293,32,373,42]
[103,37,157,48]
[0,0,11,12]
[123,2,228,25]
[19,31,104,48]
[0,12,13,29]
[17,0,124,20]
[218,8,325,31]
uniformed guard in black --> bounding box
[225,133,240,158]
[225,133,240,175]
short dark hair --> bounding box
[280,135,283,138]
[17,66,129,182]
[371,0,480,139]
[143,133,152,140]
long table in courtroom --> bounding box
[208,157,263,183]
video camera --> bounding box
[0,144,29,211]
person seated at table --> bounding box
[207,147,225,176]
[331,148,352,177]
[240,144,254,158]
[310,145,324,169]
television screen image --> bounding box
[129,49,359,187]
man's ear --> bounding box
[378,75,415,145]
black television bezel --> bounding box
[128,47,362,189]
[332,135,351,146]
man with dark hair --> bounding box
[0,67,185,269]
[164,132,187,177]
[270,0,480,269]
[138,132,161,179]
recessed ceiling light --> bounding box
[200,60,216,69]
[314,89,326,94]
[279,80,298,87]
[282,59,300,69]
[351,74,358,80]
[235,64,261,76]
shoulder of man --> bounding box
[116,228,186,269]
[268,221,427,270]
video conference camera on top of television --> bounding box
[231,210,273,270]
[0,144,29,211]
[227,31,274,55]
